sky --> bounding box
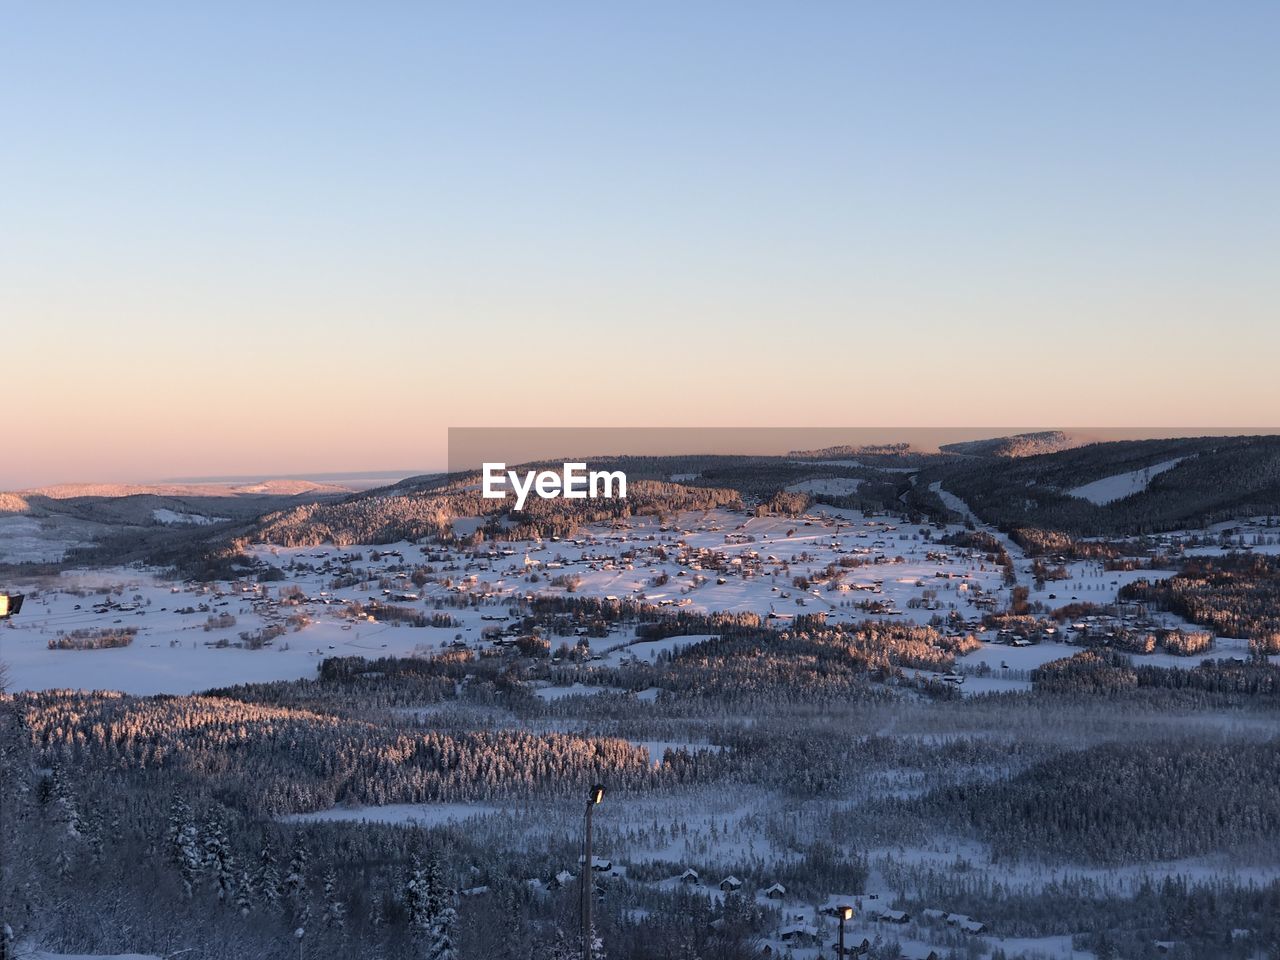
[2,1,1278,488]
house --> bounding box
[877,908,910,923]
[719,876,743,892]
[679,868,700,885]
[777,923,818,944]
[945,914,985,933]
[762,882,786,900]
[545,870,575,890]
[819,895,862,916]
[829,936,871,957]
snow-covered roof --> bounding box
[778,922,817,940]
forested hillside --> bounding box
[935,435,1280,538]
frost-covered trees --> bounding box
[322,868,345,932]
[404,853,456,960]
[235,867,253,917]
[202,812,236,903]
[255,836,282,909]
[404,856,432,938]
[166,795,202,898]
[285,835,311,925]
[19,689,665,816]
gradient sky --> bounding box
[3,1,1278,488]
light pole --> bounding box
[0,593,23,620]
[581,784,604,960]
[836,904,853,958]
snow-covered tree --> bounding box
[255,837,282,908]
[166,796,203,899]
[404,856,432,938]
[285,835,311,925]
[322,867,346,932]
[202,812,235,903]
[236,867,254,917]
[427,895,457,960]
[546,928,576,960]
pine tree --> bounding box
[404,856,432,939]
[167,798,203,899]
[202,812,235,904]
[236,868,253,917]
[285,835,311,925]
[587,927,605,960]
[547,928,576,960]
[322,868,346,932]
[256,837,282,908]
[166,795,190,866]
[48,764,81,838]
[428,895,457,960]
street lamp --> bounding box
[581,784,604,960]
[836,904,853,958]
[0,593,23,620]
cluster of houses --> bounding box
[661,870,989,958]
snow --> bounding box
[784,478,863,496]
[0,515,93,563]
[601,634,713,666]
[7,502,1249,697]
[0,567,475,696]
[1067,458,1184,505]
[7,503,1271,700]
[151,508,226,525]
[531,682,624,700]
[986,936,1095,960]
[959,641,1080,672]
[280,802,503,827]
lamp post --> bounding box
[836,904,853,958]
[0,593,23,620]
[581,784,604,960]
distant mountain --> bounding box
[16,479,353,500]
[788,442,913,458]
[939,431,1087,458]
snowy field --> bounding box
[1066,458,1184,505]
[6,505,1270,696]
[2,507,1015,694]
[784,477,863,496]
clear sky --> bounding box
[3,1,1277,488]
